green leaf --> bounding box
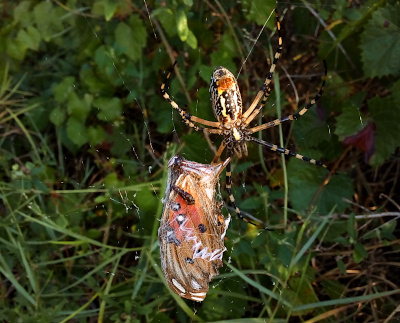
[368,94,400,166]
[347,214,357,241]
[67,92,92,122]
[104,173,120,188]
[150,97,174,134]
[353,242,367,263]
[242,0,275,28]
[87,125,106,146]
[13,1,32,23]
[335,92,368,140]
[66,117,87,147]
[180,132,214,163]
[293,107,330,148]
[360,3,400,78]
[211,33,238,73]
[288,160,354,214]
[5,37,27,61]
[337,259,347,275]
[115,15,146,61]
[33,1,62,42]
[152,8,176,37]
[49,106,66,126]
[16,26,41,51]
[287,275,319,315]
[186,29,197,49]
[53,76,75,103]
[93,97,122,121]
[176,10,189,41]
[104,0,117,21]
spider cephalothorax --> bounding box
[160,9,328,227]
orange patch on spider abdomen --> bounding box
[217,77,235,93]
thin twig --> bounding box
[302,1,356,70]
[153,18,192,104]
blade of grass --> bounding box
[0,251,36,306]
[293,289,400,311]
[226,262,291,307]
[98,248,123,323]
[17,240,38,295]
[292,206,335,266]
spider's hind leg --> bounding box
[249,137,330,170]
[225,151,272,231]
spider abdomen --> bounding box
[210,66,242,124]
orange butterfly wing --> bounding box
[158,156,230,302]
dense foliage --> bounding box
[1,0,399,322]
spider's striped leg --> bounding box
[224,150,258,227]
[161,61,222,134]
[242,9,282,121]
[211,141,227,165]
[248,60,328,135]
[249,137,329,169]
[244,86,272,126]
[224,152,274,231]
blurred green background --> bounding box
[1,0,400,322]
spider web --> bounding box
[7,0,399,321]
[94,2,391,321]
[70,0,395,320]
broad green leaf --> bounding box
[242,0,275,28]
[80,68,111,95]
[66,117,87,147]
[49,106,66,126]
[93,97,122,121]
[288,159,353,214]
[104,172,120,188]
[211,33,238,73]
[392,78,400,106]
[130,15,147,57]
[180,132,214,163]
[288,275,319,315]
[53,76,75,103]
[347,214,357,241]
[321,279,346,300]
[5,37,27,61]
[115,15,146,61]
[87,125,106,146]
[176,10,189,41]
[67,92,92,122]
[33,1,63,42]
[150,97,174,134]
[16,26,41,51]
[360,3,400,78]
[13,1,32,24]
[368,95,400,166]
[152,8,175,37]
[186,29,197,49]
[353,242,367,263]
[335,92,368,140]
[293,107,330,148]
[104,0,117,21]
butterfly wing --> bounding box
[158,156,230,302]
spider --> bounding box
[160,9,328,227]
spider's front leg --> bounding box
[161,61,223,134]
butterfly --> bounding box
[158,155,231,302]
